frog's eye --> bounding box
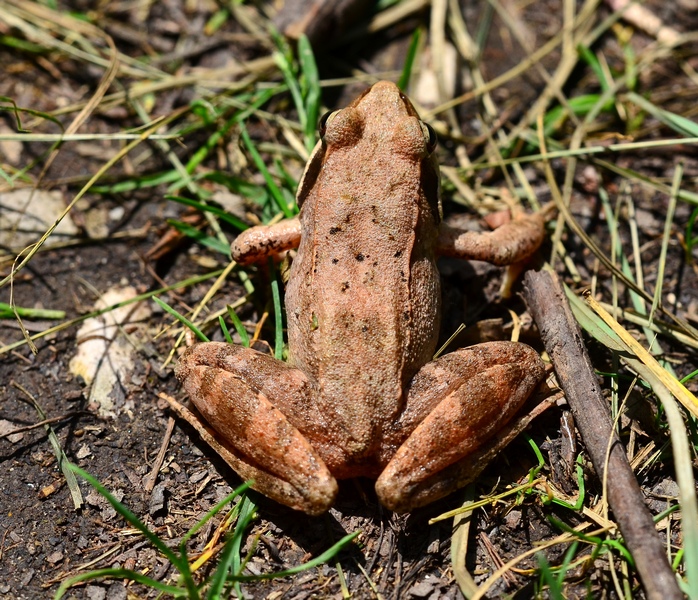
[318,110,339,137]
[321,108,364,148]
[421,122,438,153]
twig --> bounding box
[523,269,682,600]
[145,406,176,493]
[478,532,517,587]
[0,411,86,438]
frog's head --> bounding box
[297,81,441,223]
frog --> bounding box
[175,81,547,515]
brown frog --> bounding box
[175,81,547,515]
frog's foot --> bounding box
[375,342,545,513]
[175,342,337,515]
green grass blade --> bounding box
[54,568,186,599]
[558,541,581,586]
[398,28,422,91]
[274,157,299,196]
[0,302,65,320]
[231,531,360,582]
[270,265,284,360]
[537,553,564,599]
[625,361,698,596]
[297,34,320,154]
[67,465,185,568]
[166,195,248,231]
[650,164,681,322]
[0,35,47,54]
[153,296,209,342]
[177,115,238,183]
[21,392,84,510]
[543,94,614,136]
[627,92,698,138]
[239,123,294,218]
[92,169,182,194]
[272,28,305,126]
[0,270,223,356]
[226,305,251,347]
[226,495,259,598]
[205,9,229,34]
[685,207,698,261]
[577,45,611,93]
[681,369,698,385]
[181,482,253,546]
[167,219,231,255]
[219,315,233,343]
[201,172,269,206]
[0,95,63,131]
[181,87,280,178]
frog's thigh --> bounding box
[376,342,544,513]
[176,342,337,515]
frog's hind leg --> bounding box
[176,342,337,515]
[376,342,545,513]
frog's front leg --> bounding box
[375,342,545,513]
[437,210,546,265]
[231,216,301,265]
[175,343,338,515]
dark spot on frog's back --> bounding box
[355,253,365,262]
[329,227,341,235]
[394,250,402,258]
[341,281,350,292]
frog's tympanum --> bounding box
[176,81,547,515]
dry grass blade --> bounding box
[450,488,478,599]
[0,269,224,356]
[585,294,698,419]
[650,164,681,322]
[597,303,698,351]
[161,259,239,367]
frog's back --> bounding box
[285,85,441,457]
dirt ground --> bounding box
[1,0,698,598]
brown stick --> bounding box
[144,411,176,493]
[0,412,86,438]
[523,270,682,600]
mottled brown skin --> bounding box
[177,81,546,515]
